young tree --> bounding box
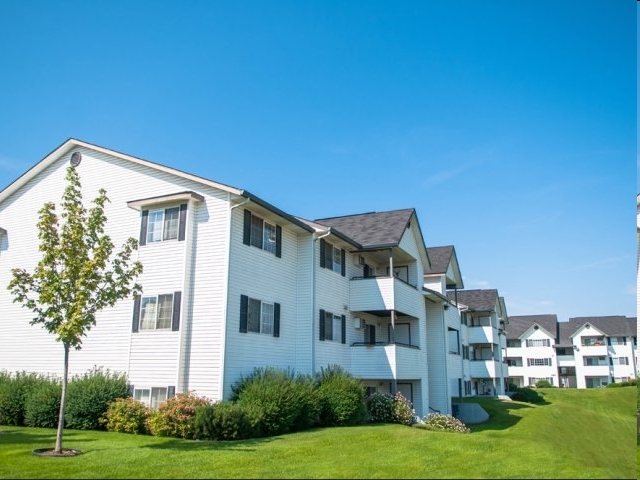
[8,165,143,454]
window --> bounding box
[527,358,552,366]
[364,324,376,345]
[611,357,629,366]
[528,377,553,386]
[506,357,522,367]
[243,210,281,257]
[319,239,345,276]
[139,204,187,245]
[462,345,470,360]
[239,295,280,337]
[319,309,345,343]
[132,292,181,332]
[506,339,521,348]
[582,336,605,347]
[526,339,550,347]
[583,356,606,366]
[448,327,460,354]
[133,387,173,409]
[609,337,626,346]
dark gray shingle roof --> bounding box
[425,246,453,274]
[556,316,637,344]
[447,289,499,312]
[314,208,415,248]
[506,314,558,340]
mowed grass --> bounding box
[0,387,635,479]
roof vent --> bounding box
[70,152,82,167]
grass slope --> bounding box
[0,387,635,479]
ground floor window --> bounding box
[134,387,169,409]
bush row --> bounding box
[0,367,127,429]
[101,365,423,441]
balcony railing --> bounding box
[469,359,500,378]
[467,326,499,345]
[350,342,423,379]
[349,276,423,318]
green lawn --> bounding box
[0,387,636,479]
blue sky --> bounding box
[0,1,636,323]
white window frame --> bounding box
[250,214,277,255]
[331,246,342,273]
[134,387,168,409]
[139,294,174,330]
[146,206,180,243]
[583,356,607,366]
[324,311,342,343]
[526,339,550,347]
[527,358,552,366]
[247,297,275,335]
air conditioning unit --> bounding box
[354,318,366,330]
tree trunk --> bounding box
[54,342,70,454]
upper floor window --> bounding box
[319,309,345,343]
[243,210,281,257]
[239,295,280,337]
[527,358,552,366]
[132,292,182,332]
[319,239,345,276]
[506,339,521,348]
[611,356,629,366]
[447,327,460,354]
[583,356,607,366]
[582,336,605,347]
[609,336,626,346]
[526,339,550,347]
[139,204,187,246]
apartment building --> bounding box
[446,289,509,396]
[506,315,637,388]
[0,138,466,416]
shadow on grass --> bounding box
[143,434,282,452]
[462,396,550,432]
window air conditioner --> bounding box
[354,318,366,330]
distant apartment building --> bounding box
[506,315,637,388]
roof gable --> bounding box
[425,245,464,289]
[314,208,415,248]
[448,289,499,313]
[506,315,558,340]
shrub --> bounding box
[392,391,414,425]
[100,397,150,434]
[509,387,544,404]
[24,381,61,428]
[65,367,129,430]
[315,365,366,427]
[366,392,395,423]
[231,367,318,436]
[0,371,53,426]
[194,401,262,440]
[535,379,553,388]
[417,413,471,434]
[146,391,210,439]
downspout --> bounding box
[311,228,331,375]
[219,197,251,398]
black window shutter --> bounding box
[240,295,248,333]
[167,386,176,399]
[139,210,149,246]
[178,204,188,241]
[132,295,141,332]
[607,337,611,346]
[127,384,135,397]
[609,356,613,365]
[243,210,252,246]
[319,239,326,268]
[275,225,282,258]
[319,309,325,341]
[340,249,346,276]
[273,303,280,337]
[341,315,346,344]
[171,291,182,331]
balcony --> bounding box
[469,359,500,378]
[468,326,499,345]
[350,342,424,380]
[349,276,423,318]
